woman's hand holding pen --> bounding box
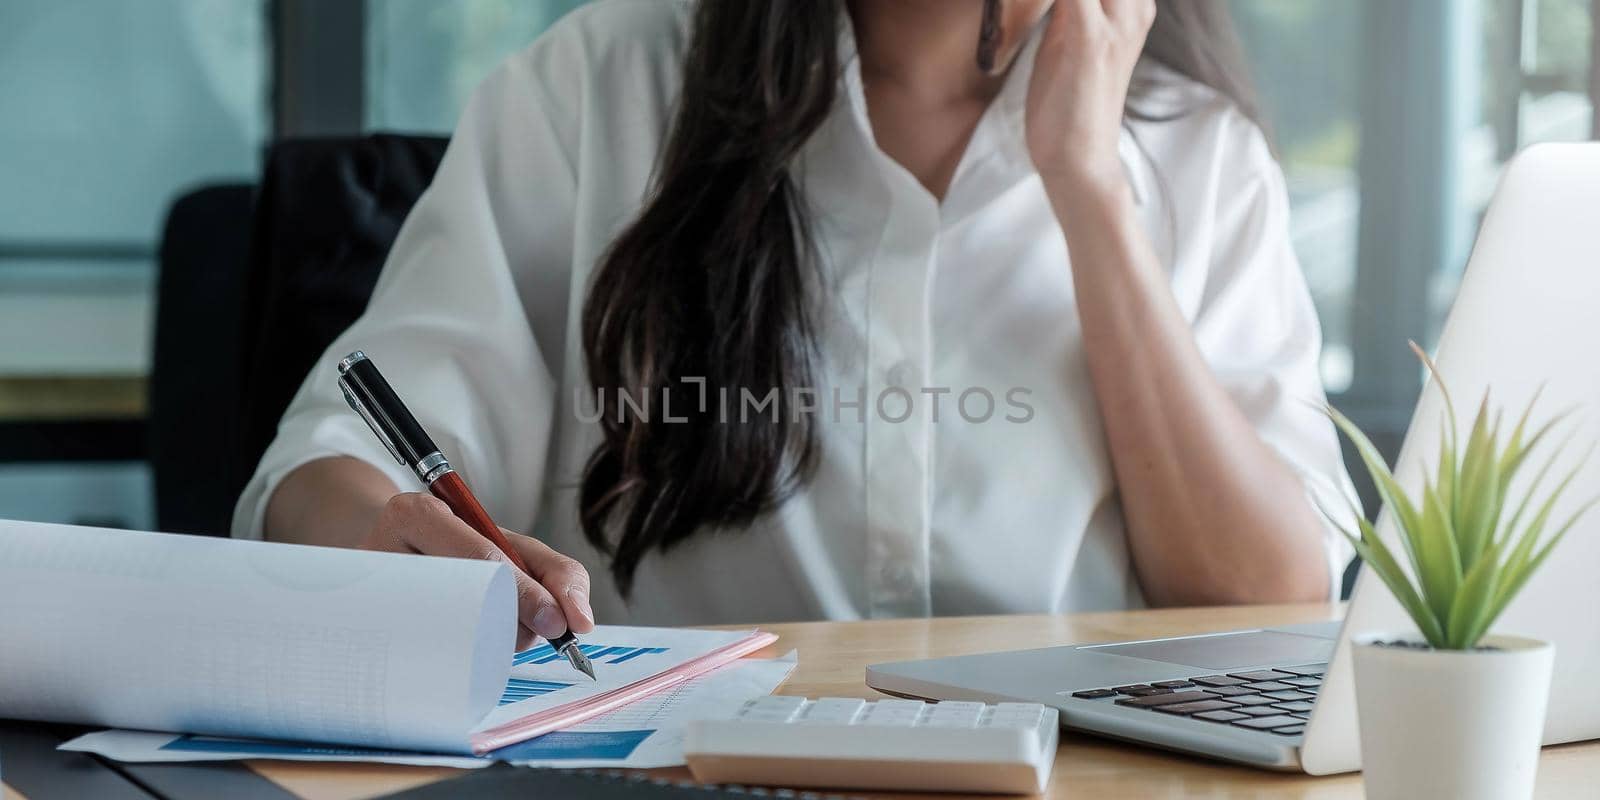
[363,492,596,650]
[1024,0,1154,197]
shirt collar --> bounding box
[832,11,1148,207]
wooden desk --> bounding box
[58,605,1600,798]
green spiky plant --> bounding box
[1325,343,1598,650]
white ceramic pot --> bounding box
[1352,632,1554,800]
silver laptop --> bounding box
[865,143,1600,774]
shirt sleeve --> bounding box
[1188,120,1361,602]
[231,38,582,541]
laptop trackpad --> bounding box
[1081,630,1334,670]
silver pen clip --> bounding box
[338,375,409,469]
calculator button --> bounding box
[927,706,982,720]
[925,715,981,728]
[801,698,865,723]
[862,706,920,721]
[874,699,929,713]
[861,714,916,726]
[986,712,1042,729]
[746,696,806,713]
[984,716,1035,729]
[739,709,801,722]
[994,702,1040,713]
[925,706,982,727]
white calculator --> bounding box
[684,697,1058,795]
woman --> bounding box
[238,0,1357,648]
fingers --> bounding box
[1052,0,1153,36]
[367,493,593,647]
[507,551,570,644]
[370,493,503,561]
[512,534,596,636]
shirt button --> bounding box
[886,360,915,388]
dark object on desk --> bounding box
[375,763,861,800]
[0,720,295,800]
[0,721,147,799]
[145,134,448,536]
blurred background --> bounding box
[0,0,1595,536]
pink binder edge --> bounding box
[469,630,780,754]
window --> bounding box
[365,0,587,132]
[1231,2,1364,394]
[1234,0,1596,413]
[0,0,267,405]
[0,0,268,527]
[1449,0,1596,333]
[1234,0,1597,526]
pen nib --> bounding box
[564,644,597,681]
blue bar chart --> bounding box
[511,643,670,667]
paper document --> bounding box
[0,520,514,753]
[0,520,774,755]
[62,653,797,769]
[471,625,777,751]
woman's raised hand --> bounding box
[1024,0,1156,190]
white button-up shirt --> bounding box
[235,0,1357,624]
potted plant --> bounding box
[1325,344,1597,800]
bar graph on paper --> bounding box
[513,643,670,667]
[498,643,672,705]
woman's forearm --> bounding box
[263,456,400,548]
[1046,170,1329,606]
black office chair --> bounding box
[147,134,449,535]
[149,184,255,535]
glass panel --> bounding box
[365,0,590,133]
[1231,1,1365,394]
[0,0,268,243]
[1437,0,1595,340]
[0,0,268,419]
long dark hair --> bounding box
[580,0,1263,595]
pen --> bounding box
[336,350,596,680]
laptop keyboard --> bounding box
[1064,663,1326,737]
